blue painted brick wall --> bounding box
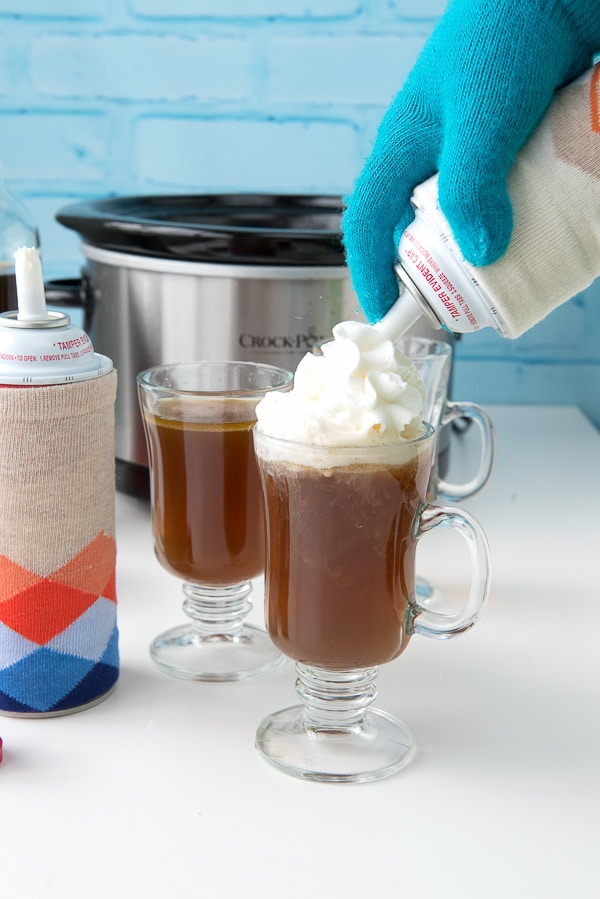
[1,0,598,427]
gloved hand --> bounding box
[342,0,600,324]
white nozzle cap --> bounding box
[373,291,424,342]
[0,245,112,384]
[14,247,48,322]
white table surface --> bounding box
[1,405,599,899]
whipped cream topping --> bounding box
[255,320,425,447]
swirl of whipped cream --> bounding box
[255,320,425,447]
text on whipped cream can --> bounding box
[395,178,508,337]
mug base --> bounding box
[255,705,415,784]
[150,622,285,682]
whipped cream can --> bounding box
[395,187,506,335]
[0,248,119,717]
[385,64,600,342]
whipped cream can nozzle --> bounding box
[373,290,429,342]
[15,246,48,322]
[0,245,112,385]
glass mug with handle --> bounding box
[398,336,496,605]
[137,360,293,682]
[253,422,491,783]
[397,335,495,503]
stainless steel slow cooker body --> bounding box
[56,192,451,496]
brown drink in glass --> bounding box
[259,447,433,669]
[143,403,265,586]
[137,360,293,682]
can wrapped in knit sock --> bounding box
[0,247,118,716]
[0,372,119,715]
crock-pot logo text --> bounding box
[239,327,327,352]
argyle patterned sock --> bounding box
[0,371,119,716]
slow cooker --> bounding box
[56,193,450,496]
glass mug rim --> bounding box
[136,360,294,399]
[253,420,435,456]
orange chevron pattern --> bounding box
[0,533,116,645]
[0,532,118,714]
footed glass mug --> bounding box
[399,336,495,605]
[137,360,293,682]
[254,423,491,783]
[398,336,495,503]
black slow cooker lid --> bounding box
[56,194,347,266]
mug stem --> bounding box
[149,579,283,682]
[295,664,378,730]
[182,580,252,638]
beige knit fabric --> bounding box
[0,370,117,576]
[467,64,600,337]
[423,65,600,338]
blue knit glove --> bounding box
[342,0,600,324]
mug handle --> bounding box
[436,401,496,502]
[412,503,491,639]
